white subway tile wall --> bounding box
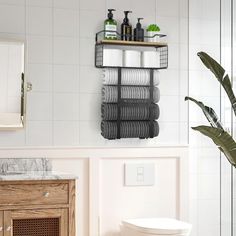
[0,0,188,147]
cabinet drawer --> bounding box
[0,183,68,206]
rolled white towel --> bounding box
[101,68,160,86]
[102,86,160,103]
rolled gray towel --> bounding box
[101,121,159,139]
[101,103,160,120]
[102,68,160,86]
[102,86,160,103]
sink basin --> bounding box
[0,172,24,175]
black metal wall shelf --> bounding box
[95,31,168,70]
[95,44,168,69]
[96,30,167,140]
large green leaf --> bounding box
[198,52,225,81]
[198,52,236,116]
[222,74,236,114]
[185,96,223,129]
[192,126,236,167]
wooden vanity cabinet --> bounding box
[0,179,75,236]
[4,209,68,236]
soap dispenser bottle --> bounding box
[121,11,132,41]
[104,9,117,40]
[134,18,144,41]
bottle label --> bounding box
[105,25,117,39]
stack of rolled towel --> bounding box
[101,68,160,139]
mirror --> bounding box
[0,40,26,130]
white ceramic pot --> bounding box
[147,31,160,42]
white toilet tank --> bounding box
[120,218,192,236]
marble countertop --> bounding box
[0,171,78,181]
[0,158,77,181]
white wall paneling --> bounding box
[90,155,189,236]
[0,146,189,236]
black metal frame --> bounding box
[94,43,168,70]
[96,30,167,139]
[105,68,156,139]
[95,43,168,70]
[95,30,168,70]
[20,73,24,117]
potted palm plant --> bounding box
[185,52,236,167]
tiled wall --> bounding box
[189,0,221,235]
[0,0,188,147]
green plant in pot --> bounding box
[146,24,160,43]
[185,52,236,167]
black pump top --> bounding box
[107,9,115,19]
[136,18,144,29]
[123,11,132,23]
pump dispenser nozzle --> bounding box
[123,11,132,23]
[107,9,116,19]
[136,18,144,28]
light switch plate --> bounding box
[124,163,155,186]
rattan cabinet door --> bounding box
[0,211,3,236]
[4,208,68,236]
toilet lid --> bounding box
[122,218,192,235]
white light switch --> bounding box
[124,163,155,186]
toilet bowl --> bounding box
[120,218,192,236]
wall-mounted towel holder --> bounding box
[115,68,155,139]
[95,31,168,140]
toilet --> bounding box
[120,218,192,236]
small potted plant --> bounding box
[146,24,160,42]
